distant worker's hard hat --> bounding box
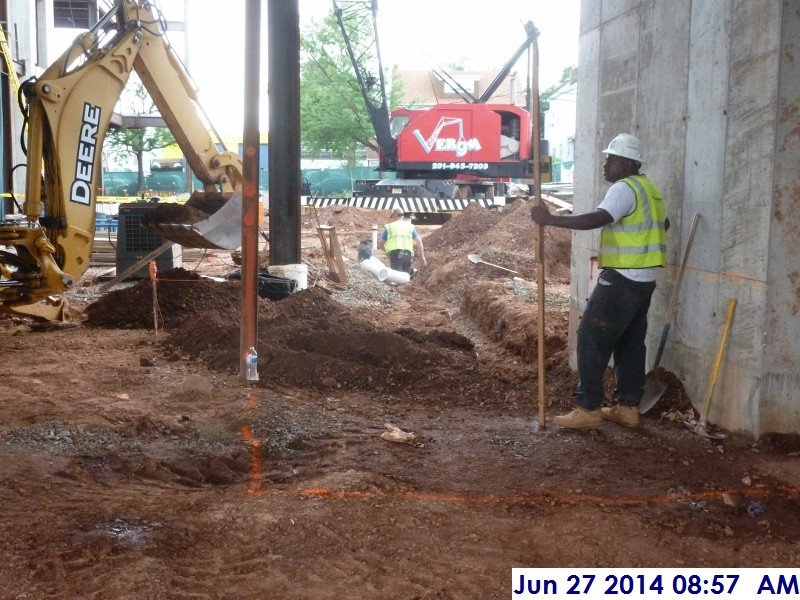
[602,133,644,163]
[392,207,404,216]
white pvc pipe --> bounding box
[384,268,410,285]
[360,256,388,281]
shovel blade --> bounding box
[639,377,666,414]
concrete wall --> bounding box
[574,0,798,436]
[762,1,800,432]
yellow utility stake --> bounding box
[149,260,159,335]
[694,298,737,439]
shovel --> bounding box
[640,213,701,414]
[467,254,519,274]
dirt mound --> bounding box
[85,268,271,329]
[138,202,210,226]
[138,192,230,226]
[422,202,504,253]
[87,277,516,404]
[164,287,510,402]
[302,206,390,231]
[418,201,571,296]
[647,366,694,412]
[461,280,569,362]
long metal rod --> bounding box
[240,0,261,380]
[528,31,546,428]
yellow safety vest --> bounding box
[599,175,667,269]
[384,220,415,253]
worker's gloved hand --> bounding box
[530,205,554,225]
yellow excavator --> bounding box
[0,0,245,321]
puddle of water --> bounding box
[98,518,153,545]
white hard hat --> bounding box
[602,133,644,163]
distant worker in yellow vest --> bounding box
[378,207,427,275]
[530,133,668,429]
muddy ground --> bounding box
[1,201,799,599]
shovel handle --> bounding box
[480,260,518,274]
[664,213,701,324]
[652,322,671,370]
[652,213,701,371]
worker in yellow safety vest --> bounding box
[530,133,669,429]
[378,207,427,275]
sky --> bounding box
[50,0,580,142]
[180,0,579,137]
[332,0,580,81]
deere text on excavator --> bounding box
[0,0,245,321]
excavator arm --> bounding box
[0,0,244,320]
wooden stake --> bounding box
[316,225,347,283]
[527,27,546,428]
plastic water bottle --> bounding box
[245,347,259,382]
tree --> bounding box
[539,66,572,123]
[104,76,177,194]
[300,12,403,167]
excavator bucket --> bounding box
[141,191,244,250]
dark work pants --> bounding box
[388,249,413,273]
[574,269,656,411]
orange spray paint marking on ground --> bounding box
[240,425,262,496]
[245,388,259,409]
[256,483,786,512]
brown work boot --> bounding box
[552,407,603,429]
[601,405,640,428]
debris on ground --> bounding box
[1,201,798,598]
[380,423,417,444]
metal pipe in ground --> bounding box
[239,0,261,381]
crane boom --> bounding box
[477,21,539,104]
[332,0,397,169]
